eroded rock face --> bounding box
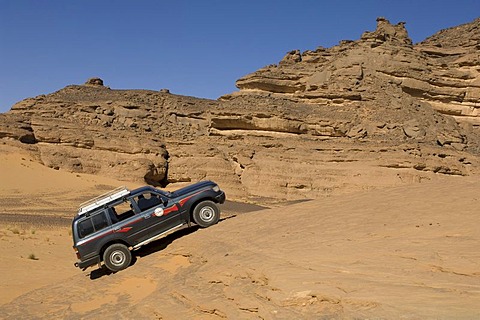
[230,17,480,127]
[415,18,480,125]
[1,18,480,202]
[1,86,170,186]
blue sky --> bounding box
[1,1,479,112]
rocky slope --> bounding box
[1,18,479,202]
[231,17,480,126]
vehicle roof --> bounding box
[76,186,129,217]
[130,185,159,195]
[74,185,171,221]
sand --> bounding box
[0,144,139,305]
[0,144,479,319]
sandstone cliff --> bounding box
[230,17,480,127]
[1,18,479,202]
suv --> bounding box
[72,180,225,272]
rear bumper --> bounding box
[216,191,226,204]
[75,255,100,269]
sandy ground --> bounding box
[1,144,479,319]
[0,145,132,305]
[0,144,265,306]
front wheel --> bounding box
[103,243,132,272]
[193,201,220,228]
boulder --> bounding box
[85,77,104,86]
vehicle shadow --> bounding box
[89,266,112,279]
[89,225,200,280]
[88,206,256,280]
[135,225,199,258]
[134,214,239,261]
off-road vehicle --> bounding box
[72,180,225,272]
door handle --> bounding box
[144,213,151,219]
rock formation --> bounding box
[230,17,480,126]
[84,77,105,86]
[1,18,479,202]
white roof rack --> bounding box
[77,186,130,216]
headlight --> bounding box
[212,185,220,192]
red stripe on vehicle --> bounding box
[117,227,132,233]
[163,205,178,215]
[179,191,203,207]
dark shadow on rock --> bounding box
[220,200,268,215]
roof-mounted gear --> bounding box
[77,186,130,216]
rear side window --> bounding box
[78,219,94,238]
[77,211,109,239]
[92,212,108,230]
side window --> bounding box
[111,200,135,221]
[92,212,108,230]
[78,219,94,238]
[77,211,109,239]
[135,193,162,211]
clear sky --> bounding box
[1,0,479,113]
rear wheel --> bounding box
[193,201,220,228]
[103,244,132,272]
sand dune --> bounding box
[1,145,479,318]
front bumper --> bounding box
[215,191,226,204]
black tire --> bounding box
[103,243,132,272]
[192,200,220,228]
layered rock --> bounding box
[229,17,480,127]
[1,86,171,186]
[415,18,480,125]
[1,18,480,202]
